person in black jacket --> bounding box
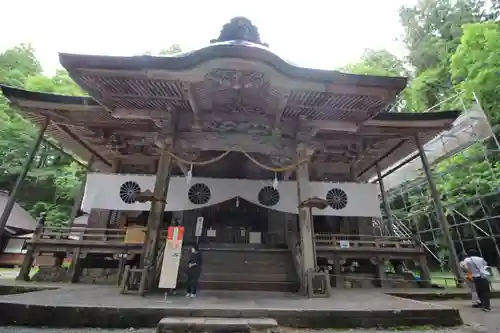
[185,244,202,298]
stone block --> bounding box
[156,317,278,333]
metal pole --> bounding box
[415,135,463,285]
[0,117,49,238]
[375,163,394,236]
[309,207,317,271]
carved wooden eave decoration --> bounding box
[0,84,460,180]
[298,197,329,210]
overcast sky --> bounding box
[2,0,416,74]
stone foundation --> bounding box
[343,273,375,288]
[31,267,68,282]
[31,267,119,284]
[385,272,419,289]
[340,272,419,289]
[79,268,119,284]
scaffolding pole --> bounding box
[415,134,463,285]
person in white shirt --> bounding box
[459,253,479,307]
[463,249,491,311]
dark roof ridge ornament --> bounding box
[211,17,269,47]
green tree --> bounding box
[25,70,85,96]
[159,44,182,55]
[0,43,42,87]
[0,45,85,227]
[144,44,183,56]
[398,0,495,111]
[450,21,500,122]
[340,49,407,77]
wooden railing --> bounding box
[34,227,282,247]
[38,227,127,242]
[287,229,304,290]
[35,227,179,244]
[314,233,416,249]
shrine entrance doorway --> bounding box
[191,198,285,248]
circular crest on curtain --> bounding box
[258,186,280,206]
[326,188,348,210]
[119,181,142,204]
[188,183,211,205]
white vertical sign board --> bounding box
[339,240,350,249]
[159,226,184,289]
[195,217,204,237]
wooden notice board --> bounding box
[124,226,147,244]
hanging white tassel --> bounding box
[186,164,193,185]
[272,172,279,189]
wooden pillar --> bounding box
[376,258,386,288]
[104,159,122,231]
[333,258,343,288]
[67,247,82,283]
[143,149,173,291]
[419,255,431,286]
[283,213,291,244]
[348,164,362,236]
[68,155,94,227]
[16,217,45,281]
[415,135,463,286]
[117,255,127,285]
[296,145,315,290]
[172,211,184,225]
[0,117,49,238]
[376,163,394,235]
[66,155,95,283]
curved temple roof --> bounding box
[59,40,407,91]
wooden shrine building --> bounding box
[0,18,461,295]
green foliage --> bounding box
[159,44,182,55]
[0,44,42,86]
[451,21,500,122]
[25,70,86,96]
[0,43,183,228]
[340,49,407,77]
[144,44,182,56]
[0,45,85,228]
[342,0,500,243]
[404,67,448,112]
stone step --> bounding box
[202,264,292,274]
[202,251,291,261]
[201,272,296,282]
[198,280,299,292]
[203,258,291,266]
[157,317,278,333]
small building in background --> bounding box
[0,190,37,266]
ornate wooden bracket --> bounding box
[298,197,329,210]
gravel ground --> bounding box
[0,328,484,333]
[0,327,154,333]
[0,299,497,333]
